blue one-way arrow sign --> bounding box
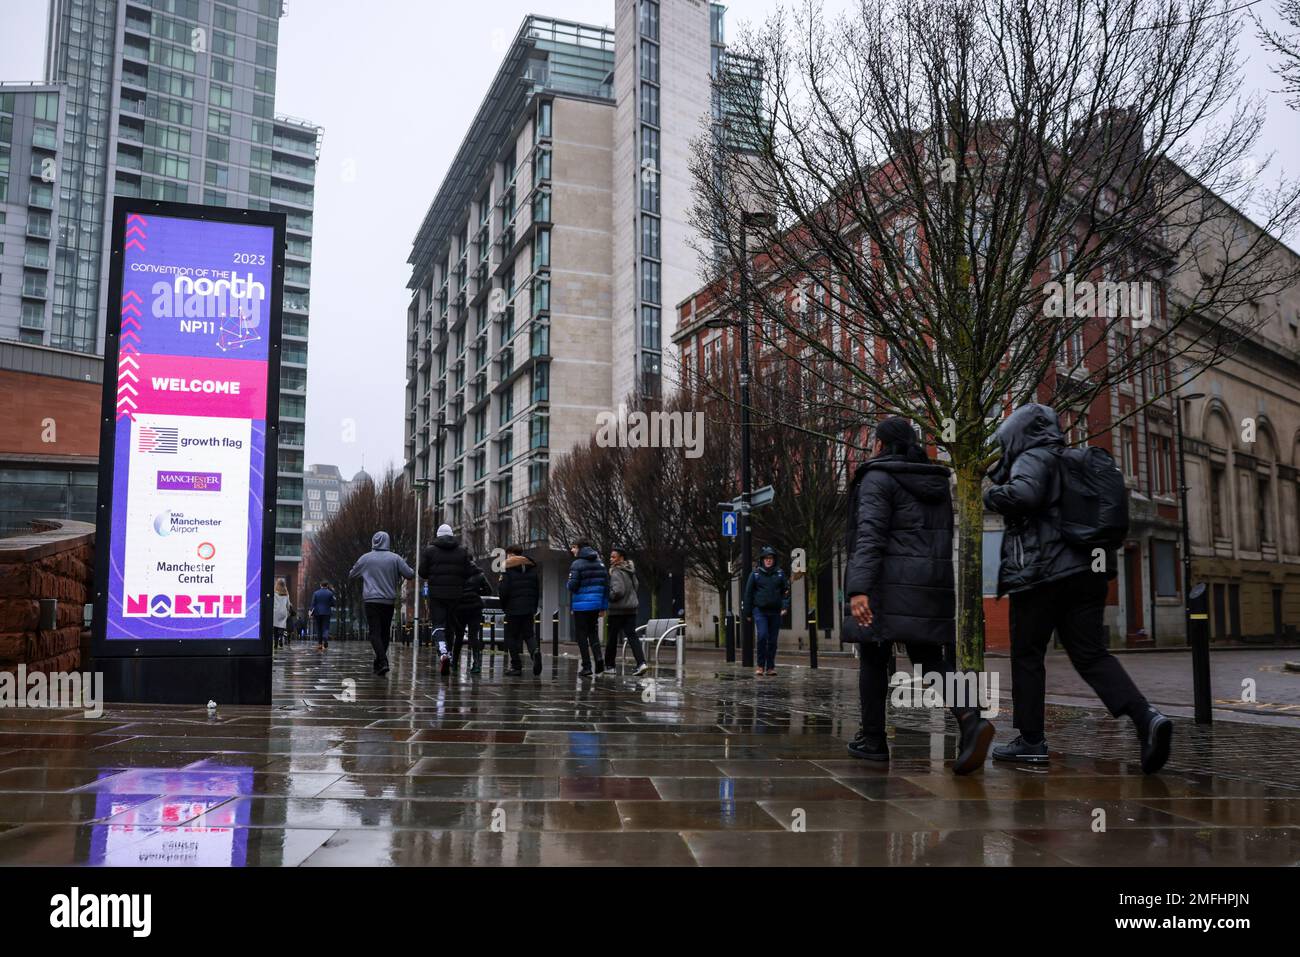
[722,511,738,537]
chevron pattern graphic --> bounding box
[115,214,148,421]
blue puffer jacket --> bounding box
[566,546,609,612]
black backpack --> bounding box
[1055,446,1129,547]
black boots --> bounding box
[1136,707,1173,775]
[952,709,994,776]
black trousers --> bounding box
[313,613,330,645]
[859,640,964,737]
[504,614,539,668]
[365,602,395,672]
[426,600,458,655]
[452,610,483,666]
[573,610,602,666]
[1009,571,1148,742]
[604,613,644,667]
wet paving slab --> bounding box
[0,640,1297,865]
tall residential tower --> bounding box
[403,2,749,632]
[0,0,320,589]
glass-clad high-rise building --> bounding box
[1,0,322,588]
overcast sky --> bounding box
[2,0,1297,481]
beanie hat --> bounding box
[437,524,453,537]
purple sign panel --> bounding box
[104,212,275,641]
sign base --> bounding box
[97,655,271,706]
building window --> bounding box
[641,214,660,259]
[1153,541,1178,596]
[1210,464,1227,540]
[536,100,552,140]
[1259,473,1274,545]
[641,259,660,304]
[641,305,661,351]
[640,168,659,214]
[639,0,659,41]
[641,125,659,169]
[531,362,549,403]
[532,229,550,272]
[640,40,659,83]
[1120,426,1137,477]
[529,461,547,495]
[640,83,659,127]
[529,413,549,450]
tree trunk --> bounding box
[953,460,986,672]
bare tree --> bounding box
[692,0,1300,666]
[1256,0,1300,108]
[305,467,425,635]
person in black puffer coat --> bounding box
[984,403,1171,773]
[498,545,542,676]
[419,523,481,674]
[452,565,491,674]
[843,417,993,773]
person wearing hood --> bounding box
[499,544,543,676]
[419,523,482,675]
[984,403,1172,774]
[566,540,609,677]
[604,546,648,675]
[843,417,994,773]
[451,564,492,674]
[348,531,415,676]
[743,544,790,676]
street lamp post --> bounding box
[412,477,430,645]
[737,209,774,669]
[1175,391,1211,723]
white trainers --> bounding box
[633,663,649,676]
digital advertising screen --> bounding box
[95,201,284,649]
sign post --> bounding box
[92,199,285,705]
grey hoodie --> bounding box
[349,531,415,603]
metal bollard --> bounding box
[807,609,818,669]
[724,612,736,663]
[551,610,560,676]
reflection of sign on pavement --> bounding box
[722,512,738,538]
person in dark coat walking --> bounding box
[452,566,491,674]
[984,403,1172,773]
[419,523,481,675]
[348,531,415,676]
[310,581,335,651]
[743,546,790,676]
[604,546,648,675]
[566,541,609,677]
[843,417,993,773]
[498,545,543,676]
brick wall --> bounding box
[0,369,101,460]
[0,520,94,674]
